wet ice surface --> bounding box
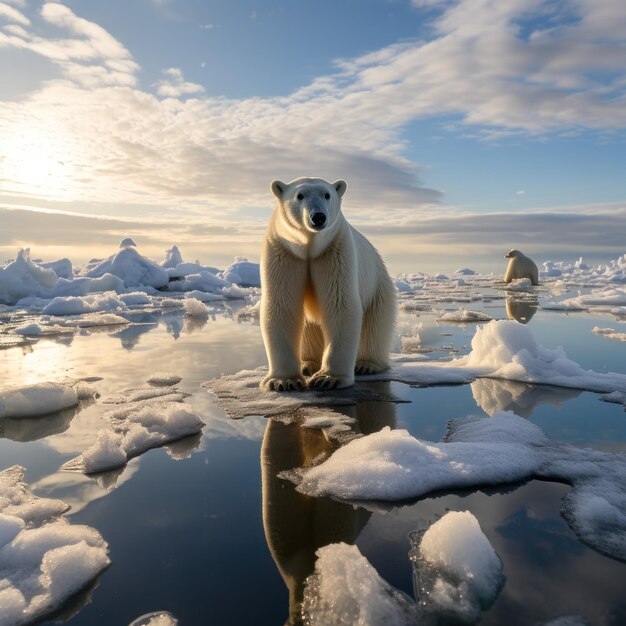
[1,258,626,625]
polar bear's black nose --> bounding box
[311,212,326,228]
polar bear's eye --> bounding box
[297,193,304,200]
[325,192,331,200]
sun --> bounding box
[0,121,80,201]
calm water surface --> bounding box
[1,297,625,625]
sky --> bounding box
[0,0,625,274]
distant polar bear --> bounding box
[504,249,539,286]
[260,177,396,391]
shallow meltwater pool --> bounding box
[1,297,626,626]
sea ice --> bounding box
[288,411,626,561]
[80,246,169,289]
[62,400,204,473]
[0,466,110,626]
[438,308,493,323]
[183,298,209,317]
[302,543,416,626]
[129,612,179,626]
[302,511,503,626]
[42,292,127,316]
[415,511,504,620]
[147,373,182,387]
[0,383,79,419]
[221,258,261,287]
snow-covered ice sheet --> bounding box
[288,411,626,561]
[0,383,79,419]
[0,466,110,626]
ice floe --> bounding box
[203,367,401,420]
[183,298,209,317]
[288,411,626,561]
[438,308,493,323]
[147,373,183,387]
[414,511,504,620]
[302,511,504,625]
[62,392,204,473]
[0,466,110,626]
[0,383,79,419]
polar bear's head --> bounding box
[270,177,347,234]
[505,249,521,259]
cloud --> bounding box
[0,2,30,25]
[155,67,205,98]
[0,0,625,246]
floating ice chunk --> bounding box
[221,259,261,287]
[81,247,169,289]
[302,543,416,626]
[438,308,493,323]
[600,391,625,406]
[13,322,74,336]
[290,411,626,561]
[416,511,504,619]
[147,373,182,387]
[0,466,110,626]
[57,313,130,328]
[62,404,204,473]
[504,278,533,291]
[454,320,626,393]
[42,292,127,316]
[236,300,261,320]
[395,279,412,293]
[0,383,79,419]
[183,298,209,317]
[129,612,179,626]
[119,291,152,306]
[166,270,228,293]
[290,418,542,502]
[183,290,224,302]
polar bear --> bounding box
[260,177,396,391]
[504,249,539,285]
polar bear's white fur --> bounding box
[504,249,539,285]
[260,177,396,391]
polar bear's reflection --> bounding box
[505,297,538,324]
[262,390,396,625]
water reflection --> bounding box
[505,298,538,324]
[0,405,77,441]
[471,378,580,417]
[262,393,396,625]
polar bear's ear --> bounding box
[271,180,286,199]
[333,180,347,198]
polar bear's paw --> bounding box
[261,374,306,392]
[307,371,354,390]
[354,360,388,375]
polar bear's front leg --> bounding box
[308,254,361,390]
[260,245,308,392]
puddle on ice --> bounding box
[1,290,626,625]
